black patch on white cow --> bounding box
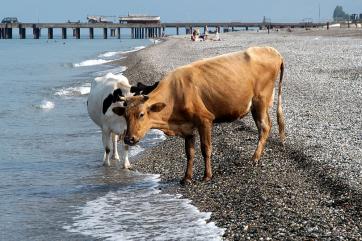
[112,88,124,102]
[102,88,124,115]
[131,81,159,96]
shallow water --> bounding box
[0,37,224,240]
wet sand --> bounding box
[120,28,362,240]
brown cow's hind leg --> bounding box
[251,97,271,164]
[181,134,195,185]
[198,120,213,181]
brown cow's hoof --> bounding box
[202,176,212,182]
[251,159,260,166]
[180,178,193,186]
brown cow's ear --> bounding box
[148,102,166,113]
[112,107,125,116]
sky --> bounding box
[0,0,361,23]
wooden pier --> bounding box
[0,22,163,39]
[0,21,325,40]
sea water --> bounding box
[0,37,224,240]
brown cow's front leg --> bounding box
[199,120,213,181]
[181,134,195,185]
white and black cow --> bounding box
[87,72,158,168]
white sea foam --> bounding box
[127,130,166,157]
[121,46,146,54]
[140,129,167,147]
[98,51,120,58]
[94,66,127,77]
[64,174,225,241]
[129,145,144,157]
[54,83,91,97]
[74,46,145,68]
[35,100,55,110]
[73,59,113,67]
[64,129,224,240]
[99,46,145,58]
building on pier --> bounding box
[119,14,162,39]
[119,14,160,24]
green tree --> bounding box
[333,5,349,21]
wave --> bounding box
[98,51,120,58]
[34,100,55,110]
[64,174,224,241]
[73,59,113,68]
[54,83,91,97]
[63,130,224,240]
[73,46,146,68]
[125,130,166,157]
[98,46,145,58]
[121,46,146,54]
[94,66,127,77]
[139,129,167,148]
[128,145,144,157]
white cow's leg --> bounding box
[102,130,112,166]
[111,133,120,162]
[123,144,131,169]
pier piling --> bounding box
[33,27,40,39]
[48,28,53,39]
[19,26,26,39]
[117,28,120,39]
[110,28,115,37]
[103,28,108,39]
[75,28,80,39]
[89,28,94,39]
[5,27,13,39]
[62,28,67,39]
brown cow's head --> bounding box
[113,95,166,145]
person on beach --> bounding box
[214,29,220,41]
[191,28,200,41]
[200,25,209,41]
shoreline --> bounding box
[121,29,361,240]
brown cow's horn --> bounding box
[143,95,149,101]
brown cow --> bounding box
[113,47,285,184]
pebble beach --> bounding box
[121,28,362,240]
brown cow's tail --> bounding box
[277,61,286,144]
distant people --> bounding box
[200,25,209,41]
[214,30,220,41]
[191,28,200,41]
[191,30,196,41]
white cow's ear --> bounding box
[148,102,166,113]
[112,107,125,116]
